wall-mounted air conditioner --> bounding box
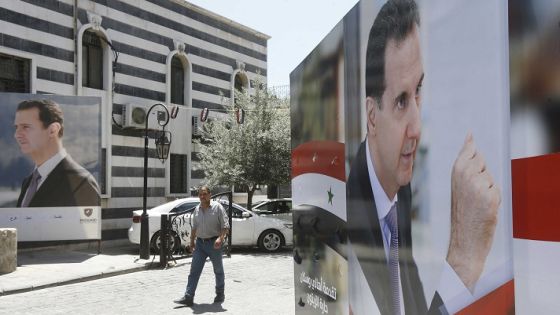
[122,104,166,129]
[122,104,147,129]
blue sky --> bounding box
[186,0,359,87]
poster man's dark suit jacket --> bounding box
[347,140,446,315]
[17,156,100,207]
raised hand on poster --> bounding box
[447,133,501,292]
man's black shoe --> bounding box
[214,293,225,303]
[174,295,193,306]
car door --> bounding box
[228,204,255,245]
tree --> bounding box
[197,81,290,209]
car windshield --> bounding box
[253,200,292,214]
[218,201,256,216]
[171,202,199,213]
[150,200,184,212]
[253,200,266,208]
[150,199,197,213]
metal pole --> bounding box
[160,214,168,267]
[228,193,232,257]
[140,130,150,259]
[139,103,172,260]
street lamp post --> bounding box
[140,103,176,259]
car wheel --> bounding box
[258,230,283,252]
[150,231,180,254]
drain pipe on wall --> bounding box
[73,0,78,95]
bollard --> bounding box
[0,228,17,274]
[160,214,168,267]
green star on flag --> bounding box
[327,187,334,205]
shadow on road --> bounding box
[174,303,227,313]
[225,247,292,258]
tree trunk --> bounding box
[267,184,278,199]
[247,186,257,210]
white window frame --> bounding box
[77,13,113,199]
[165,43,193,197]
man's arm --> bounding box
[447,133,501,292]
[214,228,229,249]
[214,204,230,249]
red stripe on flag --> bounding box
[292,141,345,181]
[456,280,515,315]
[512,153,560,242]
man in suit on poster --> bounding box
[14,99,100,208]
[346,0,501,314]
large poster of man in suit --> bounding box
[345,0,513,314]
[0,93,101,241]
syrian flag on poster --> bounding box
[510,153,560,314]
[291,141,346,221]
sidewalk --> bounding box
[0,242,175,296]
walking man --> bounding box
[174,185,229,307]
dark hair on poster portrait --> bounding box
[365,0,420,102]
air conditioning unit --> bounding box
[122,104,147,129]
[192,116,201,137]
[122,104,166,129]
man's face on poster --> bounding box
[14,108,51,157]
[367,26,424,194]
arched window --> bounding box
[233,72,249,105]
[171,55,185,105]
[234,73,245,93]
[82,30,103,89]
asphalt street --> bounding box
[0,248,295,315]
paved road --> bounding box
[0,249,295,315]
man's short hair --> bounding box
[17,99,64,137]
[365,0,420,104]
[199,185,211,194]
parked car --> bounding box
[127,197,200,253]
[128,198,293,253]
[252,198,292,222]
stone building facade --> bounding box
[0,0,268,240]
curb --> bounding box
[0,265,149,297]
[0,249,196,297]
[0,253,196,297]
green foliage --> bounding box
[197,80,290,208]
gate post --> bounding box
[160,214,169,267]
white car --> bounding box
[252,198,292,222]
[128,197,293,253]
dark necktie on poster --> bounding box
[386,204,400,315]
[22,170,41,207]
